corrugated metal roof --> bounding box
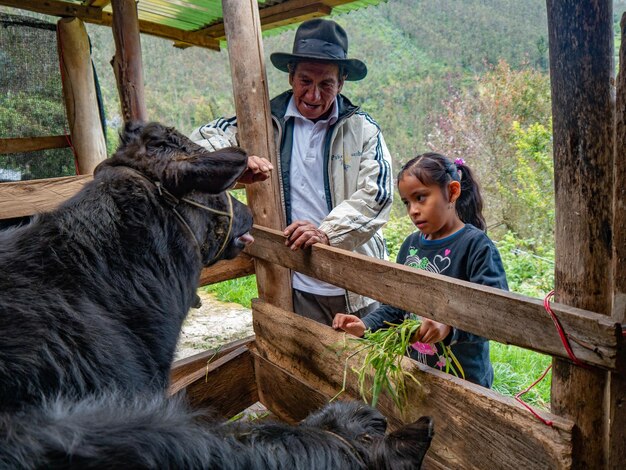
[63,0,385,34]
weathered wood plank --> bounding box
[0,175,91,220]
[252,299,574,469]
[222,0,293,311]
[245,226,622,370]
[170,336,255,386]
[547,1,615,468]
[170,345,258,417]
[0,136,70,154]
[198,253,255,286]
[252,354,328,424]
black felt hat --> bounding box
[270,19,367,81]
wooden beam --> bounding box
[0,0,219,50]
[0,136,70,155]
[169,345,258,417]
[170,336,255,386]
[252,300,574,469]
[609,11,626,469]
[197,0,366,40]
[111,0,148,122]
[0,175,91,220]
[198,253,255,286]
[199,1,331,39]
[222,0,293,311]
[84,0,111,7]
[245,225,623,370]
[98,12,221,51]
[57,17,107,174]
[0,0,102,20]
[547,1,615,468]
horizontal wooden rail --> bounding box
[0,175,91,220]
[245,225,623,371]
[170,336,255,386]
[199,253,255,286]
[0,136,70,154]
[252,300,574,469]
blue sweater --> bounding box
[361,224,508,388]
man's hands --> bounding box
[332,314,366,337]
[412,318,452,344]
[284,220,330,250]
[237,155,273,184]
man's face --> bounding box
[289,61,344,121]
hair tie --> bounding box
[454,158,465,167]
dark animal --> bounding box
[0,122,433,469]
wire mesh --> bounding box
[0,12,75,180]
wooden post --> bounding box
[56,17,107,174]
[546,1,614,468]
[221,0,293,311]
[610,12,626,470]
[110,0,148,122]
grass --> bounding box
[490,342,552,408]
[203,275,258,308]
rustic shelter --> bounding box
[0,1,624,468]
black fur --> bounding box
[0,122,433,468]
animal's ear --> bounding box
[371,416,434,469]
[163,146,249,195]
[118,120,146,147]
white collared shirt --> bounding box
[285,97,345,296]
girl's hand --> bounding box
[332,314,366,337]
[413,318,452,344]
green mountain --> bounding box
[79,0,552,159]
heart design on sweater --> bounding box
[432,255,451,274]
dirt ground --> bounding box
[174,289,254,361]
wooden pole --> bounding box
[610,12,626,470]
[546,1,614,468]
[222,0,293,310]
[56,17,107,174]
[221,0,293,311]
[110,0,148,122]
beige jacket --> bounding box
[190,91,393,312]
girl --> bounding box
[332,153,508,388]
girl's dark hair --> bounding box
[398,152,486,231]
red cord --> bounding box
[514,364,553,426]
[515,290,594,426]
[543,290,589,369]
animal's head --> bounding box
[96,121,254,266]
[301,401,433,469]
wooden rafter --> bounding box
[84,0,111,7]
[0,0,220,50]
[0,0,102,20]
[197,1,332,39]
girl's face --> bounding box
[398,173,462,240]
